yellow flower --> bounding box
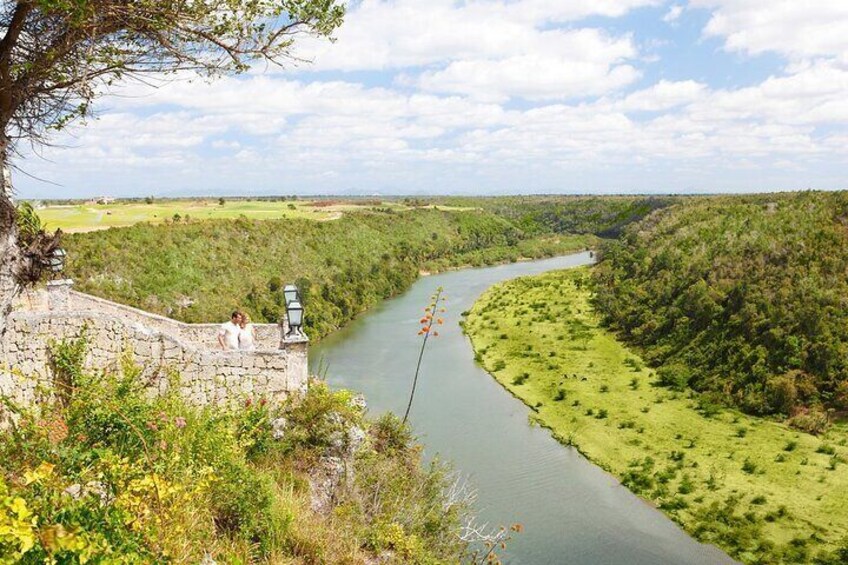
[23,462,55,486]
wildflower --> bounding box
[259,398,268,407]
[146,421,158,431]
[174,417,186,429]
[245,398,253,408]
[158,440,168,450]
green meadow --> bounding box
[464,267,848,564]
[35,198,470,232]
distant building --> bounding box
[86,196,115,205]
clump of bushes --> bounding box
[0,340,472,563]
[512,372,530,385]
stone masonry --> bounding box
[0,280,309,409]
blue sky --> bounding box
[16,0,848,198]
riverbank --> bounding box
[64,208,596,341]
[464,267,848,564]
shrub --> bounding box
[816,444,836,456]
[656,364,692,390]
[0,346,469,563]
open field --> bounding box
[34,198,472,232]
[464,267,848,564]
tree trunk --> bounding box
[0,141,22,337]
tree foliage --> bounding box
[63,208,592,340]
[0,0,344,149]
[593,192,848,421]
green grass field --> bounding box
[464,268,848,564]
[34,199,470,232]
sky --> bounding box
[15,0,848,198]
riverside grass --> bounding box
[464,267,848,565]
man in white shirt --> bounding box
[218,311,242,350]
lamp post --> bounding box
[283,284,299,306]
[46,247,66,277]
[285,299,304,338]
[45,248,71,311]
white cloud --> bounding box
[415,30,640,101]
[621,80,706,111]
[663,4,683,23]
[295,0,648,101]
[13,0,848,196]
[691,0,848,60]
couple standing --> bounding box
[218,311,256,351]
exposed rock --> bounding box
[349,393,367,412]
[309,455,346,514]
[348,425,367,454]
[271,417,288,440]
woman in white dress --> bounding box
[238,313,257,351]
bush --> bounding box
[656,364,692,390]
[0,343,469,563]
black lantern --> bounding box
[46,248,66,274]
[286,299,304,336]
[283,284,299,305]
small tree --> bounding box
[403,286,446,424]
[0,0,345,334]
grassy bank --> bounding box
[64,208,594,340]
[464,267,848,564]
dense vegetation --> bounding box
[435,195,673,237]
[63,208,595,339]
[465,268,848,564]
[593,192,848,426]
[0,338,471,563]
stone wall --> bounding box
[64,289,288,350]
[1,282,308,409]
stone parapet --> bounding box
[1,288,309,410]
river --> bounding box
[311,252,733,564]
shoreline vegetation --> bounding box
[464,267,848,564]
[0,341,473,563]
[61,196,660,340]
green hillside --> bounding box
[593,191,848,426]
[63,208,594,339]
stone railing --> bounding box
[63,289,289,350]
[1,281,308,409]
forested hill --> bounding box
[64,208,595,340]
[436,195,674,237]
[593,191,848,428]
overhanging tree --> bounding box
[0,0,344,333]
